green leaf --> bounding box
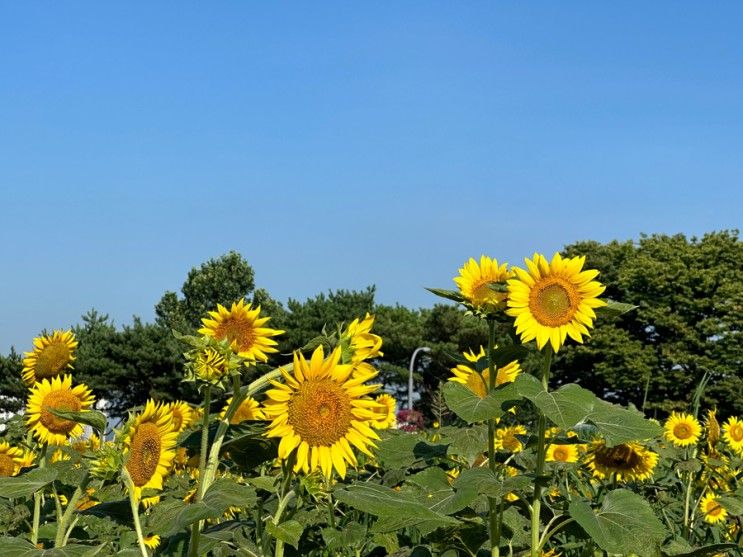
[321,524,366,552]
[47,408,107,433]
[0,537,40,557]
[490,345,529,368]
[443,381,520,423]
[587,401,663,445]
[265,520,303,549]
[664,542,740,557]
[718,496,743,516]
[596,299,638,318]
[0,467,57,499]
[453,468,531,499]
[441,425,488,466]
[425,287,465,303]
[569,489,666,557]
[375,431,447,469]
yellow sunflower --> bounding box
[454,256,511,311]
[449,347,522,399]
[584,440,658,482]
[664,411,702,447]
[22,330,78,386]
[26,375,95,445]
[706,408,720,451]
[123,400,178,500]
[723,417,743,453]
[143,535,161,549]
[198,300,284,362]
[0,441,25,477]
[700,493,727,524]
[263,346,381,478]
[190,347,231,382]
[221,396,265,424]
[546,443,579,463]
[166,401,195,433]
[506,253,606,352]
[496,425,527,453]
[341,313,383,364]
[370,393,397,430]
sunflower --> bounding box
[143,535,161,549]
[584,440,658,482]
[198,300,284,363]
[506,253,606,352]
[370,393,397,430]
[664,412,702,447]
[0,441,24,477]
[341,313,383,364]
[26,375,95,445]
[454,256,511,311]
[221,396,265,424]
[166,401,195,433]
[22,330,78,386]
[190,347,231,382]
[723,417,743,453]
[700,493,727,524]
[449,350,522,399]
[123,400,178,500]
[706,408,720,451]
[263,346,381,478]
[546,443,579,463]
[496,425,527,453]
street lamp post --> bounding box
[408,346,432,410]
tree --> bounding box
[0,349,25,414]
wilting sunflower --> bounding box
[584,440,658,482]
[370,393,397,430]
[22,330,78,386]
[0,441,24,477]
[706,408,721,451]
[506,253,606,352]
[664,411,702,447]
[454,256,511,311]
[26,375,95,445]
[221,396,265,424]
[123,400,178,500]
[340,314,383,364]
[546,443,579,463]
[723,417,743,453]
[263,346,381,478]
[496,425,527,453]
[198,300,283,362]
[166,401,195,433]
[700,493,727,524]
[449,348,521,399]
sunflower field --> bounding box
[2,253,743,557]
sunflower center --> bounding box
[34,342,72,380]
[529,278,579,327]
[730,424,743,442]
[287,379,352,447]
[673,423,692,440]
[470,280,505,306]
[594,444,643,472]
[553,447,569,462]
[40,390,82,435]
[0,454,15,477]
[706,500,723,517]
[127,422,162,487]
[214,316,256,352]
[500,433,521,452]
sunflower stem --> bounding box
[31,445,47,547]
[122,469,149,557]
[530,347,552,557]
[326,478,336,528]
[54,470,90,547]
[189,384,212,557]
[486,319,501,557]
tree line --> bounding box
[1,230,740,420]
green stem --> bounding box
[641,369,652,413]
[31,445,47,547]
[123,469,149,557]
[189,384,212,557]
[531,348,553,557]
[54,471,90,547]
[485,319,500,557]
[273,455,296,557]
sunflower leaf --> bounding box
[0,467,58,499]
[443,381,520,423]
[265,520,304,549]
[425,288,465,304]
[47,408,108,434]
[596,299,638,318]
[569,489,666,557]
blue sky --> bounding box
[1,2,742,353]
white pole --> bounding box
[408,346,431,410]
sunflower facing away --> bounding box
[454,256,511,312]
[26,375,95,445]
[546,443,579,464]
[370,393,397,430]
[584,440,658,482]
[449,347,521,399]
[664,411,702,447]
[507,253,606,352]
[700,493,728,524]
[0,441,25,477]
[723,417,743,453]
[22,330,78,386]
[263,346,381,478]
[221,396,265,424]
[198,300,284,363]
[123,400,178,500]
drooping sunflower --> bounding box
[506,253,606,353]
[22,330,78,386]
[496,425,527,453]
[166,401,195,433]
[454,256,511,312]
[0,441,24,477]
[584,440,658,482]
[449,348,522,399]
[723,417,743,453]
[123,400,178,500]
[198,300,284,362]
[664,411,702,447]
[26,375,95,445]
[221,396,265,424]
[700,493,727,524]
[546,443,579,464]
[341,313,383,365]
[263,346,381,478]
[370,393,397,430]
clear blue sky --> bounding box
[2,2,742,353]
